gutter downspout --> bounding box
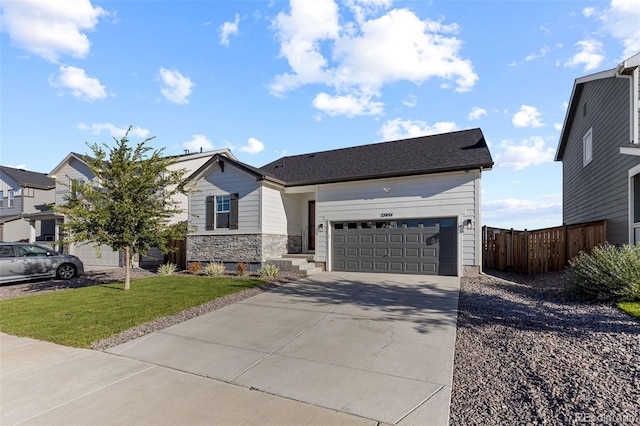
[615,64,637,145]
[616,63,639,244]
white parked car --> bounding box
[0,243,84,284]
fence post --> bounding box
[563,223,568,267]
[524,229,529,275]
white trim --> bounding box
[583,128,593,166]
[621,146,640,156]
[629,164,640,244]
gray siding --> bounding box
[562,77,640,245]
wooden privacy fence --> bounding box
[164,239,186,270]
[483,220,607,274]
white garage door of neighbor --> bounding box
[73,243,121,267]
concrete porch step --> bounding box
[267,256,322,276]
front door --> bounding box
[308,200,316,251]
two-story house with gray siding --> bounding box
[556,52,640,245]
[0,166,56,242]
[182,128,493,277]
[33,149,237,268]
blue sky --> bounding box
[1,0,639,230]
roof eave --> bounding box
[283,162,494,187]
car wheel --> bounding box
[56,264,77,280]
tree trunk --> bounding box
[124,245,131,291]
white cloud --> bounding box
[582,7,596,18]
[269,1,477,116]
[312,92,384,116]
[379,118,458,140]
[512,105,544,128]
[598,0,640,59]
[50,66,106,101]
[0,0,107,62]
[494,136,555,170]
[468,107,487,120]
[78,123,150,139]
[483,194,562,229]
[402,94,417,107]
[159,68,194,104]
[182,134,213,152]
[219,14,240,46]
[238,137,265,155]
[564,40,604,71]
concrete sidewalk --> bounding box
[1,272,459,425]
[1,333,374,426]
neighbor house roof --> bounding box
[259,128,493,186]
[0,166,55,190]
[556,52,640,161]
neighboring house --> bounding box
[0,166,55,242]
[182,128,494,277]
[25,149,236,268]
[556,52,640,245]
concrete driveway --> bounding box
[108,271,460,425]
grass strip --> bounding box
[0,275,264,348]
[618,301,640,321]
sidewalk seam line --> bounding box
[13,365,155,426]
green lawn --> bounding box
[0,276,264,348]
[618,301,640,321]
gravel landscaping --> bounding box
[451,270,639,426]
[2,267,638,425]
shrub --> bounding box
[565,244,640,301]
[236,262,248,277]
[204,262,226,277]
[156,262,177,276]
[188,261,202,275]
[258,263,280,279]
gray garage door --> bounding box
[332,218,457,276]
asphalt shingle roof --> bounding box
[0,166,55,190]
[259,128,493,186]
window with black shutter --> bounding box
[205,193,239,230]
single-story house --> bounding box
[182,128,494,277]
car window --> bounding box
[17,245,49,257]
[0,246,15,258]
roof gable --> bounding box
[556,52,640,161]
[259,128,493,186]
[0,166,55,190]
[181,154,284,191]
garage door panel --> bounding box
[389,248,403,257]
[405,248,420,257]
[405,263,420,272]
[359,261,373,271]
[374,235,387,243]
[360,235,373,244]
[346,235,358,243]
[389,235,403,243]
[374,248,387,257]
[405,234,420,243]
[361,248,373,256]
[346,248,358,256]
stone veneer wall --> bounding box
[187,234,288,265]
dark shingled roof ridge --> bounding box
[259,128,493,186]
[0,165,55,189]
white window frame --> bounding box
[7,190,14,208]
[583,128,593,166]
[0,190,3,208]
[215,195,231,229]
